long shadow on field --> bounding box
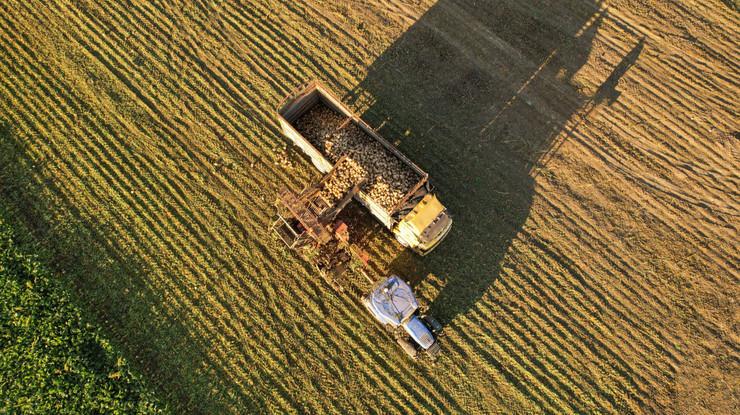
[0,123,227,414]
[345,1,610,323]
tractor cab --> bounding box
[363,276,442,359]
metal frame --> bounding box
[271,215,306,249]
[271,157,366,250]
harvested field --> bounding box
[295,104,420,210]
[0,0,737,414]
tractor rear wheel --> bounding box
[396,337,418,359]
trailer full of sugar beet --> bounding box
[276,81,452,255]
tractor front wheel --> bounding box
[423,315,443,334]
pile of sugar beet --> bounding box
[294,104,419,211]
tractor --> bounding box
[363,275,443,359]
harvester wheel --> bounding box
[396,337,418,359]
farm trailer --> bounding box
[277,81,452,255]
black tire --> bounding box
[396,337,418,359]
[423,315,443,334]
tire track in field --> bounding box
[554,15,737,195]
[0,58,304,413]
[342,3,700,410]
[590,24,738,178]
[545,138,740,349]
[0,8,362,412]
[2,4,460,412]
[55,4,462,412]
[533,166,731,356]
[548,102,737,278]
[69,0,300,194]
[2,0,737,413]
[563,123,738,277]
[567,14,737,175]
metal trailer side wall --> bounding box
[278,83,418,228]
[278,89,333,174]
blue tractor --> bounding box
[363,275,443,359]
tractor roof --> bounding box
[365,276,419,327]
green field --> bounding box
[0,0,737,413]
[0,209,164,414]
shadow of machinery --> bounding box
[342,0,641,323]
